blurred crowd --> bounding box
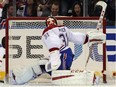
[0,0,115,26]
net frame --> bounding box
[5,17,106,83]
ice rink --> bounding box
[0,71,116,87]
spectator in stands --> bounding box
[88,0,115,26]
[106,0,115,26]
[17,0,37,17]
[59,0,68,16]
[37,5,43,16]
[16,0,26,10]
[60,0,78,16]
[0,0,9,29]
[42,1,60,17]
[0,0,9,17]
[37,0,51,11]
[16,6,25,16]
[88,0,98,16]
[50,1,60,16]
[71,1,83,17]
[36,0,56,17]
[1,3,13,19]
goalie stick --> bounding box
[85,44,94,68]
[85,0,107,78]
[96,1,107,31]
[84,1,107,84]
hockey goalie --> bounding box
[9,16,106,85]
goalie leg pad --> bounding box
[32,65,42,76]
[45,50,61,72]
[32,59,49,76]
[11,66,34,85]
[45,59,61,72]
[10,59,49,84]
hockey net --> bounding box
[5,17,106,84]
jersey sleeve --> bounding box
[66,27,87,44]
[42,30,62,52]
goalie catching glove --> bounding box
[87,30,106,46]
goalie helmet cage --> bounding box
[5,17,106,84]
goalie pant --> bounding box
[58,47,74,70]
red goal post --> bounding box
[5,17,106,84]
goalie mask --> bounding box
[45,16,57,27]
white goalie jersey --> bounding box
[42,25,87,52]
